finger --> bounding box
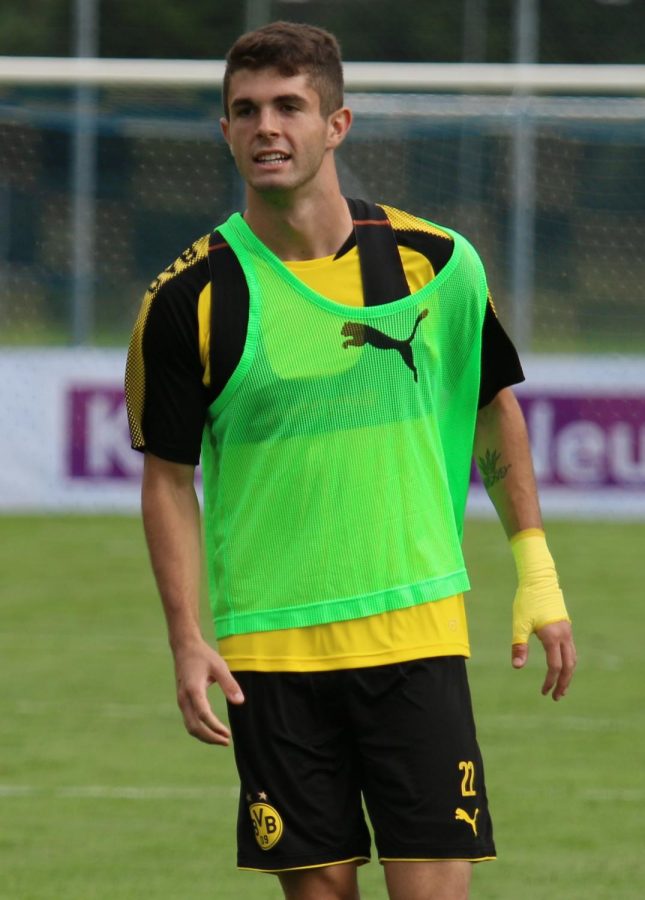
[178,688,232,746]
[213,666,245,705]
[537,621,576,700]
[511,641,528,669]
[184,711,231,745]
[551,637,577,701]
[186,719,231,746]
[540,638,564,699]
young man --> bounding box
[125,21,576,900]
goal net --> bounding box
[1,59,644,351]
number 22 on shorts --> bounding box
[459,760,477,796]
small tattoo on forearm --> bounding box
[477,448,511,489]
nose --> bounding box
[256,106,280,138]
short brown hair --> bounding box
[222,21,344,119]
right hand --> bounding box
[173,638,245,745]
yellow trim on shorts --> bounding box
[238,855,370,874]
[379,856,497,864]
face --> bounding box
[220,68,350,197]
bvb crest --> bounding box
[249,801,284,850]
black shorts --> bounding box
[226,656,496,872]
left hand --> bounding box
[512,619,577,701]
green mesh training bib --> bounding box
[201,210,487,638]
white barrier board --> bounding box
[1,349,643,518]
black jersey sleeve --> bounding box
[125,241,211,465]
[478,296,525,408]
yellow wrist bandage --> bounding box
[510,529,571,645]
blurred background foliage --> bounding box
[1,1,644,349]
[1,0,644,64]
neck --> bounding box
[242,181,353,261]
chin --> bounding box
[252,177,299,195]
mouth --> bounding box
[253,150,292,167]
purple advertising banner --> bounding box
[517,394,645,488]
[63,385,645,492]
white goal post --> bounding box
[1,56,645,93]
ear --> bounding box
[326,106,352,150]
[220,116,231,146]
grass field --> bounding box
[1,515,644,900]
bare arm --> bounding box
[141,452,244,744]
[473,386,542,535]
[474,388,576,700]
